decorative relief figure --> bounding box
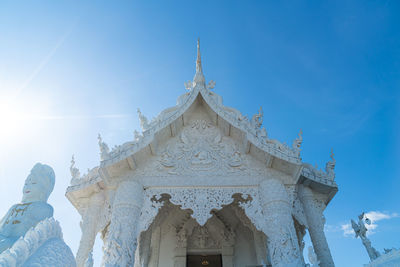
[139,119,266,177]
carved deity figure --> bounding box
[351,212,380,261]
[0,163,55,253]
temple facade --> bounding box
[66,40,338,267]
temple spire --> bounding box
[196,38,202,74]
[193,38,205,87]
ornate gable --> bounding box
[66,39,338,212]
[137,118,267,178]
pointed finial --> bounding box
[193,38,206,87]
[196,38,202,74]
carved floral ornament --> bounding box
[137,187,262,235]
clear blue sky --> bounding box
[0,1,399,266]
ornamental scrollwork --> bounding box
[143,187,259,227]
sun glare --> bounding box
[0,95,49,142]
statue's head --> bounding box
[22,163,55,203]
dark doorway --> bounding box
[186,254,223,267]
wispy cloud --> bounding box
[340,211,399,237]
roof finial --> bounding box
[193,38,205,87]
[196,38,202,74]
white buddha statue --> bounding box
[0,163,55,253]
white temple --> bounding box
[66,40,338,267]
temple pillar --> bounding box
[102,180,143,267]
[259,178,303,267]
[298,186,335,267]
[76,191,106,267]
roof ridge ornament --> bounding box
[193,38,206,88]
[98,133,110,161]
[137,108,150,131]
[292,129,303,157]
[325,149,336,180]
[70,154,80,181]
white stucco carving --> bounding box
[143,187,259,227]
[351,213,380,261]
[66,39,338,267]
[103,181,143,267]
[259,179,303,267]
[138,119,266,177]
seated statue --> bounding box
[0,163,55,253]
[0,163,76,267]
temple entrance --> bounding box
[187,254,222,267]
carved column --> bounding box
[76,191,106,267]
[298,186,335,267]
[259,178,303,267]
[103,180,143,267]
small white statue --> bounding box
[0,163,55,253]
[351,212,381,261]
